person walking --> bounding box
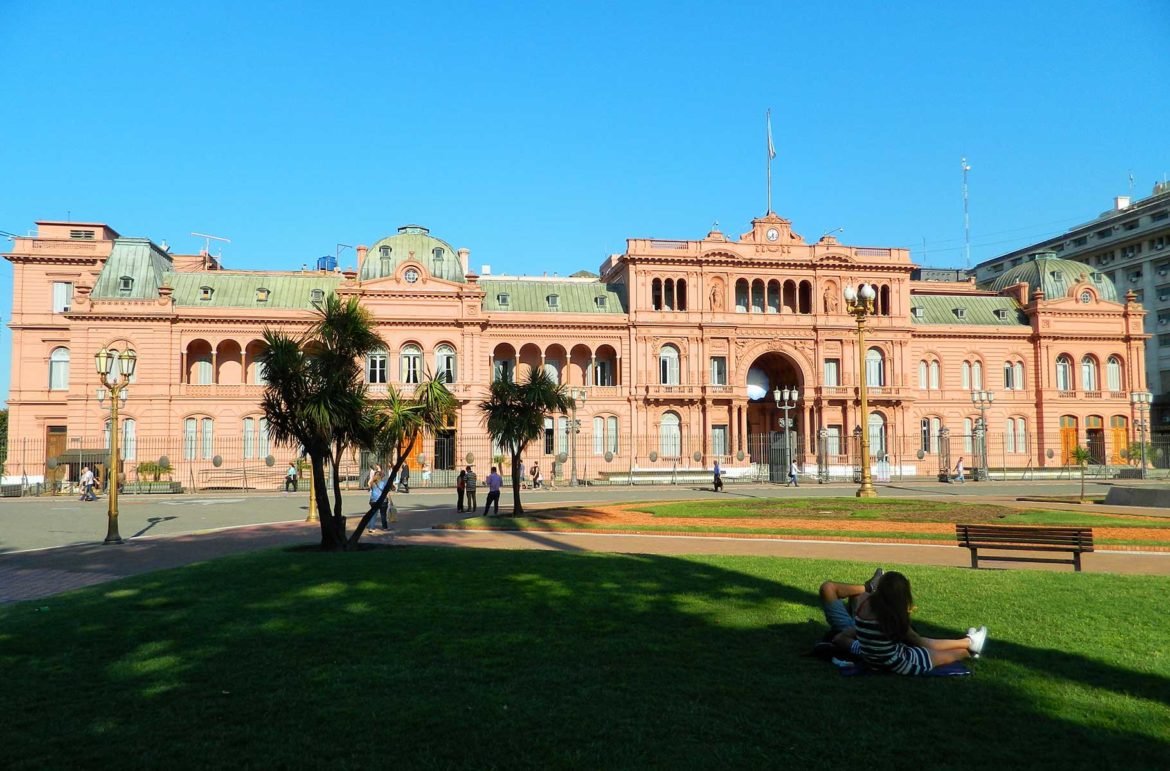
[367,471,389,532]
[787,459,800,487]
[285,461,299,493]
[713,459,724,492]
[953,457,966,484]
[531,462,542,490]
[399,463,411,494]
[464,465,478,511]
[484,465,503,517]
[79,465,96,501]
[456,467,467,511]
[421,460,431,488]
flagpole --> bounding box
[766,109,773,214]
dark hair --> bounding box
[867,571,913,640]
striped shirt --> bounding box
[855,616,932,675]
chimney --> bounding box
[481,264,491,275]
[356,244,368,275]
[458,247,470,276]
[1115,195,1131,211]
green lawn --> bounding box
[1,548,1168,768]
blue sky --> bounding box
[1,0,1167,405]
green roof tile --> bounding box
[91,238,172,299]
[910,295,1028,326]
[480,280,627,314]
[168,273,343,309]
[361,225,465,283]
[984,252,1118,301]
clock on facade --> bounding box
[766,228,779,242]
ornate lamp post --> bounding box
[844,283,877,498]
[1131,391,1153,479]
[970,389,995,481]
[772,386,800,479]
[95,347,136,544]
[568,386,587,487]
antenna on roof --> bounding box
[191,232,231,257]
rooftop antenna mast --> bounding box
[961,157,972,270]
[190,232,231,258]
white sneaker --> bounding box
[968,626,988,657]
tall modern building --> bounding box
[973,182,1170,430]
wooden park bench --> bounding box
[955,524,1094,572]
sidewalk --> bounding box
[4,515,1168,605]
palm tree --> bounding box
[260,295,383,550]
[348,373,456,544]
[1070,445,1093,503]
[479,367,573,516]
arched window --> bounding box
[121,418,137,461]
[659,345,680,385]
[735,279,749,312]
[1081,355,1098,391]
[919,361,928,390]
[766,280,781,314]
[1004,360,1025,390]
[879,285,891,316]
[798,280,812,314]
[594,416,605,455]
[243,417,256,460]
[751,280,765,313]
[961,361,971,390]
[651,278,662,311]
[436,345,457,383]
[783,280,797,313]
[49,347,70,391]
[865,348,885,387]
[367,349,388,384]
[200,417,214,459]
[659,411,681,457]
[963,417,973,454]
[184,417,197,460]
[607,415,618,453]
[929,361,940,389]
[664,279,675,311]
[677,279,687,311]
[919,417,941,453]
[401,345,422,384]
[972,361,984,389]
[1106,356,1122,392]
[1056,355,1073,391]
[868,412,887,457]
[1005,417,1017,453]
[1014,361,1024,391]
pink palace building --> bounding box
[2,212,1151,489]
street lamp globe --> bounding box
[772,388,782,406]
[843,285,857,303]
[119,349,138,378]
[859,283,876,301]
[95,347,113,376]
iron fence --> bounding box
[3,429,1169,496]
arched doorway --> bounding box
[744,352,806,481]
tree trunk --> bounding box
[511,451,523,516]
[312,455,345,551]
[1080,464,1086,502]
[331,443,346,544]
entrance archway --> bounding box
[744,352,806,480]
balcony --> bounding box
[1056,390,1078,399]
[589,385,623,398]
[644,384,702,400]
[703,384,736,398]
[179,383,266,398]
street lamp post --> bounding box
[970,390,995,481]
[772,386,800,480]
[94,348,137,545]
[569,386,587,487]
[1131,391,1153,479]
[844,283,878,498]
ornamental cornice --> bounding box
[5,254,102,266]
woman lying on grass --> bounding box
[854,571,987,674]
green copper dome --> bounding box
[361,225,465,283]
[985,252,1118,301]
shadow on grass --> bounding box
[0,548,1167,768]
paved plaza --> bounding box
[2,479,1169,604]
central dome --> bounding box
[360,225,465,283]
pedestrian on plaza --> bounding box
[787,459,800,487]
[531,462,542,490]
[464,465,478,511]
[421,460,431,488]
[367,471,389,532]
[519,460,530,490]
[713,459,724,492]
[79,465,96,501]
[456,467,467,511]
[953,457,966,485]
[484,465,503,517]
[285,461,299,493]
[399,463,411,494]
[366,462,382,491]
